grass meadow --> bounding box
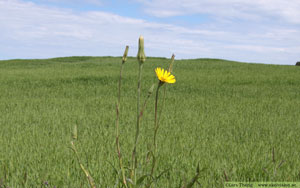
[0,56,300,187]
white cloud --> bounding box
[0,0,299,64]
[0,0,220,59]
[136,0,300,24]
[40,0,103,6]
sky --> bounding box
[0,0,300,64]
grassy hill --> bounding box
[0,56,300,187]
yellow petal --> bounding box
[168,78,176,83]
[155,67,176,84]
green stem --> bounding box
[148,55,174,187]
[116,46,129,188]
[153,82,161,150]
[131,62,143,184]
[150,82,162,178]
[158,54,174,125]
[157,84,166,125]
[71,141,96,188]
[139,84,155,120]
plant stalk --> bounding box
[116,46,129,188]
[131,62,143,184]
[71,141,96,188]
[150,82,162,179]
[130,36,146,185]
[158,54,175,124]
[148,55,174,187]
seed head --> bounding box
[137,35,146,63]
[72,125,77,140]
[122,46,129,63]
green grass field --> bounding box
[0,56,300,187]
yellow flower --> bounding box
[155,67,176,84]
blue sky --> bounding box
[1,0,300,64]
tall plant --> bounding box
[70,36,200,187]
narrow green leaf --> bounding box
[155,168,171,180]
[136,174,150,186]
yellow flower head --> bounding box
[155,67,176,84]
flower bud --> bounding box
[122,46,129,63]
[148,83,155,95]
[72,125,77,140]
[137,35,146,63]
[168,54,175,72]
